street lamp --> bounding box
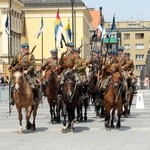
[71,0,75,44]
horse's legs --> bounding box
[49,104,54,123]
[100,105,105,118]
[111,108,116,128]
[62,102,67,127]
[116,98,122,128]
[56,104,61,123]
[76,106,81,122]
[68,106,75,131]
[26,106,32,130]
[104,105,110,129]
[128,93,134,115]
[16,106,23,133]
[84,98,88,121]
[31,104,38,130]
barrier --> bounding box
[0,85,11,102]
[136,92,144,109]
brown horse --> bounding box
[103,71,122,130]
[13,71,39,133]
[61,69,80,133]
[122,77,136,117]
[43,67,61,123]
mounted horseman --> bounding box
[39,49,61,123]
[8,43,40,132]
[120,52,135,116]
[56,42,81,132]
[57,42,80,98]
[74,47,89,121]
[8,43,40,106]
[40,49,60,96]
[86,49,103,117]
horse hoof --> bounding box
[84,116,87,121]
[116,124,121,129]
[70,127,75,132]
[106,127,111,131]
[31,125,36,131]
[26,123,32,130]
[111,125,115,128]
[62,128,70,133]
[18,127,23,134]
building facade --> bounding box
[0,0,92,76]
[0,0,24,75]
[104,21,150,77]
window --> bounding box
[135,44,144,49]
[136,65,145,71]
[124,33,130,39]
[136,55,144,60]
[124,44,130,50]
[111,34,117,38]
[135,33,144,39]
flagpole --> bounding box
[99,7,104,54]
[41,31,43,64]
[8,0,12,115]
[54,20,58,65]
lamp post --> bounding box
[71,0,75,44]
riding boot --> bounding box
[99,90,104,101]
[79,85,84,99]
[42,82,46,96]
[9,87,15,106]
[31,84,39,103]
[127,78,133,91]
[122,91,127,104]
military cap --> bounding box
[67,42,74,47]
[94,49,100,54]
[124,52,130,56]
[112,50,119,56]
[50,49,58,53]
[21,43,29,48]
[117,46,125,52]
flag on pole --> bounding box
[108,14,116,36]
[65,19,71,41]
[36,16,44,39]
[98,24,106,40]
[55,11,63,48]
[5,14,9,36]
[110,14,116,32]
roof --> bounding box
[89,9,101,37]
[20,0,85,8]
[89,9,100,30]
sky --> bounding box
[83,0,150,22]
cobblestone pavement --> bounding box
[0,91,150,150]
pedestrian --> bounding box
[0,73,4,84]
[144,75,149,90]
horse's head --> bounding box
[63,70,76,99]
[112,72,122,87]
[45,66,58,81]
[13,71,24,90]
